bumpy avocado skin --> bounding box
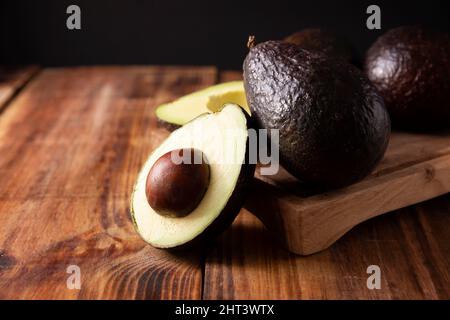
[157,118,180,132]
[284,28,359,66]
[243,41,390,189]
[365,26,450,130]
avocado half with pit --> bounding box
[131,104,255,249]
[156,81,250,130]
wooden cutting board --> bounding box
[246,130,450,255]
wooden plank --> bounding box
[203,70,450,299]
[0,66,40,111]
[0,66,217,299]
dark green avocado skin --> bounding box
[365,26,450,130]
[157,117,180,132]
[243,41,391,189]
[284,28,360,66]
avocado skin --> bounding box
[157,118,180,132]
[284,28,360,66]
[244,41,390,189]
[365,26,450,130]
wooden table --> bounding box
[0,66,448,299]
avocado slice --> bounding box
[155,81,249,130]
[131,104,255,249]
[284,28,360,66]
[244,41,390,189]
[365,26,450,130]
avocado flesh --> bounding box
[132,104,253,248]
[155,81,249,129]
[244,41,390,189]
[365,26,450,130]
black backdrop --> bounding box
[1,0,449,69]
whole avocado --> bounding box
[243,41,391,189]
[365,26,450,130]
[284,28,359,66]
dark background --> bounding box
[1,0,449,69]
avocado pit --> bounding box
[145,148,210,218]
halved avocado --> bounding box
[155,81,249,130]
[131,104,255,249]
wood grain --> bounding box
[0,67,449,300]
[0,66,39,111]
[249,147,450,255]
[0,66,217,299]
[204,196,450,299]
[203,70,450,300]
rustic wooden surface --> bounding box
[0,67,448,299]
[0,66,216,299]
[203,71,450,299]
[0,66,39,111]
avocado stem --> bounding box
[247,35,256,49]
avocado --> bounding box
[156,81,249,130]
[131,104,255,249]
[365,26,450,130]
[284,28,359,66]
[243,41,390,189]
